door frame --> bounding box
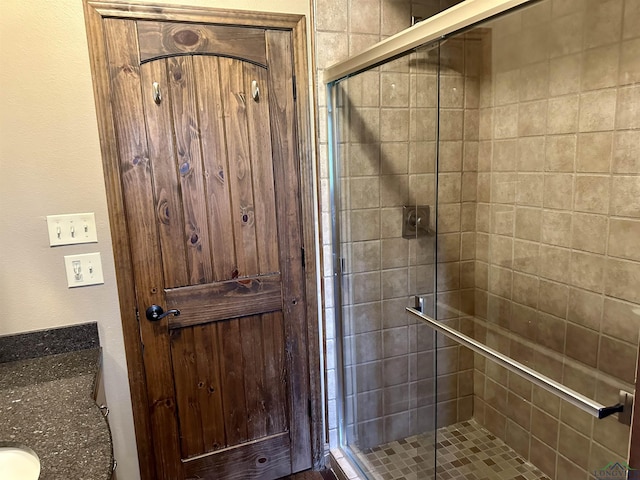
[82,2,322,477]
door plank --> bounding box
[266,30,312,473]
[167,56,214,285]
[217,318,249,446]
[137,21,267,67]
[184,433,291,480]
[243,63,280,275]
[240,314,268,441]
[165,274,283,328]
[192,323,226,453]
[139,59,189,288]
[193,56,236,282]
[238,312,288,442]
[170,328,205,457]
[103,18,182,479]
[218,58,260,277]
[261,312,288,436]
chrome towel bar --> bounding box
[406,307,629,421]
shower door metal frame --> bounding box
[323,0,534,84]
[326,82,347,451]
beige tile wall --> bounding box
[471,0,640,478]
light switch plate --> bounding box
[64,252,104,288]
[47,213,97,246]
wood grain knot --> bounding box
[239,206,255,226]
[121,65,136,75]
[173,29,200,47]
[256,457,268,465]
[152,397,174,410]
[157,200,170,224]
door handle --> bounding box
[145,305,181,321]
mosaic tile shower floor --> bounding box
[352,419,550,480]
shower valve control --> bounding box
[402,205,432,239]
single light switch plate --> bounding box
[47,213,97,246]
[64,252,104,288]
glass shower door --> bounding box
[328,47,440,479]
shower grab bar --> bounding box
[406,307,626,420]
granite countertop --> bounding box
[0,348,113,479]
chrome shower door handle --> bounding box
[145,304,180,321]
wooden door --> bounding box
[84,4,320,479]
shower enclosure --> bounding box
[326,0,640,478]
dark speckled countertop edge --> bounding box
[0,322,100,363]
[0,324,113,480]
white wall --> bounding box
[0,1,312,478]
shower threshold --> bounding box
[351,419,550,480]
